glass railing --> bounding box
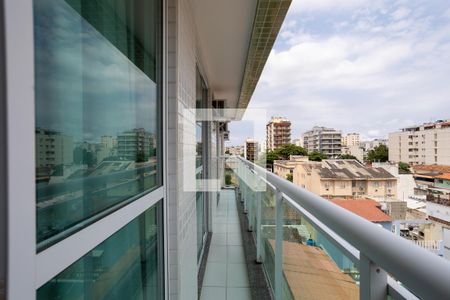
[227,156,450,300]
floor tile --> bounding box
[203,263,227,287]
[211,233,227,246]
[227,246,245,263]
[226,288,252,300]
[214,224,228,233]
[200,287,226,300]
[227,264,250,287]
[208,245,227,263]
[227,224,242,234]
[227,233,242,246]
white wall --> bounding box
[167,0,198,298]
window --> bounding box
[196,68,208,260]
[34,0,162,249]
[37,203,163,300]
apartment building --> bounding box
[266,116,291,151]
[389,120,450,165]
[342,145,365,162]
[225,145,244,157]
[35,128,74,169]
[0,1,290,299]
[117,128,155,161]
[244,139,258,162]
[303,126,342,158]
[342,133,360,147]
[293,159,397,199]
[273,155,309,180]
[361,139,387,152]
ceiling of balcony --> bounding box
[191,0,258,109]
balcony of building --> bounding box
[208,156,450,300]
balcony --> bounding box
[221,156,450,300]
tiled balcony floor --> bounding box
[200,189,252,300]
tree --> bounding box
[398,162,411,174]
[275,144,307,160]
[265,150,280,168]
[308,151,327,162]
[286,173,293,182]
[225,174,232,185]
[339,154,357,160]
[367,144,388,163]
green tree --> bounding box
[275,144,308,160]
[398,162,411,174]
[265,150,280,168]
[308,151,327,162]
[225,173,232,185]
[367,145,389,163]
[286,173,293,182]
[339,154,358,160]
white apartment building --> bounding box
[342,145,365,162]
[389,120,450,165]
[303,126,342,158]
[266,116,291,151]
[342,133,360,147]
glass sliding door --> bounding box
[33,0,162,249]
[37,202,164,300]
[196,68,208,261]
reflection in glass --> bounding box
[34,0,161,248]
[195,68,207,260]
[37,202,163,300]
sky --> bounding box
[228,0,450,146]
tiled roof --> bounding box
[436,173,450,181]
[331,199,392,222]
[318,160,396,180]
[413,165,450,173]
[269,240,358,300]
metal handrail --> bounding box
[234,156,450,299]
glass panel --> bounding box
[196,192,205,259]
[37,202,163,300]
[34,0,162,248]
[195,68,207,260]
[260,185,276,290]
[280,201,360,299]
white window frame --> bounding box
[2,0,169,298]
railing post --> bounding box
[256,190,262,263]
[248,188,254,231]
[274,189,283,300]
[243,167,248,213]
[360,253,387,300]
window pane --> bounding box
[37,202,163,300]
[34,0,162,248]
[195,68,207,260]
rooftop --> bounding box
[269,240,358,300]
[413,165,450,177]
[303,159,396,180]
[331,199,392,222]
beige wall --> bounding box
[293,164,397,198]
[389,125,450,165]
[274,163,293,180]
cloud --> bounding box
[290,0,371,14]
[237,0,450,145]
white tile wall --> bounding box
[167,0,199,299]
